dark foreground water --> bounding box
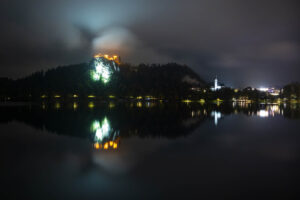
[1,102,300,200]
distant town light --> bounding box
[258,87,268,92]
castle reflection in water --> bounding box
[91,118,120,150]
[0,101,299,151]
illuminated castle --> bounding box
[94,53,121,65]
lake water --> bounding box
[1,102,299,199]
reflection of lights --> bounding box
[91,118,120,150]
[257,110,269,118]
[88,102,95,109]
[113,143,118,149]
[73,102,78,110]
[232,101,237,108]
[93,118,111,142]
[257,105,282,118]
[191,111,195,117]
[54,95,61,98]
[95,141,119,150]
[55,102,61,109]
[211,111,221,126]
[94,143,101,149]
[270,105,279,112]
[137,102,142,108]
[199,99,205,104]
[108,102,115,109]
[104,143,109,149]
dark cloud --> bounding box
[0,0,299,87]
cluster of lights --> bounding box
[94,53,120,64]
[91,118,120,150]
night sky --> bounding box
[0,0,299,87]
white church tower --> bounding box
[211,76,222,91]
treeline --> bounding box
[1,60,299,102]
[283,82,300,99]
[0,62,205,101]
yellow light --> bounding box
[109,141,113,146]
[88,102,95,109]
[108,95,115,98]
[54,95,61,98]
[113,143,118,149]
[104,143,109,149]
[73,102,78,110]
[41,94,47,98]
[88,95,96,98]
[108,102,115,109]
[55,102,61,109]
[73,94,78,98]
[94,143,100,149]
[137,102,142,108]
[182,99,192,103]
[136,96,143,100]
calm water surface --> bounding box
[1,102,300,199]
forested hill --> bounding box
[0,62,206,100]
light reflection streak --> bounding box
[211,111,221,126]
[257,105,282,118]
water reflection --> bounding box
[91,118,120,150]
[211,111,222,126]
[0,102,300,144]
[257,104,282,118]
[1,102,300,199]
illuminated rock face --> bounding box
[90,56,120,83]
